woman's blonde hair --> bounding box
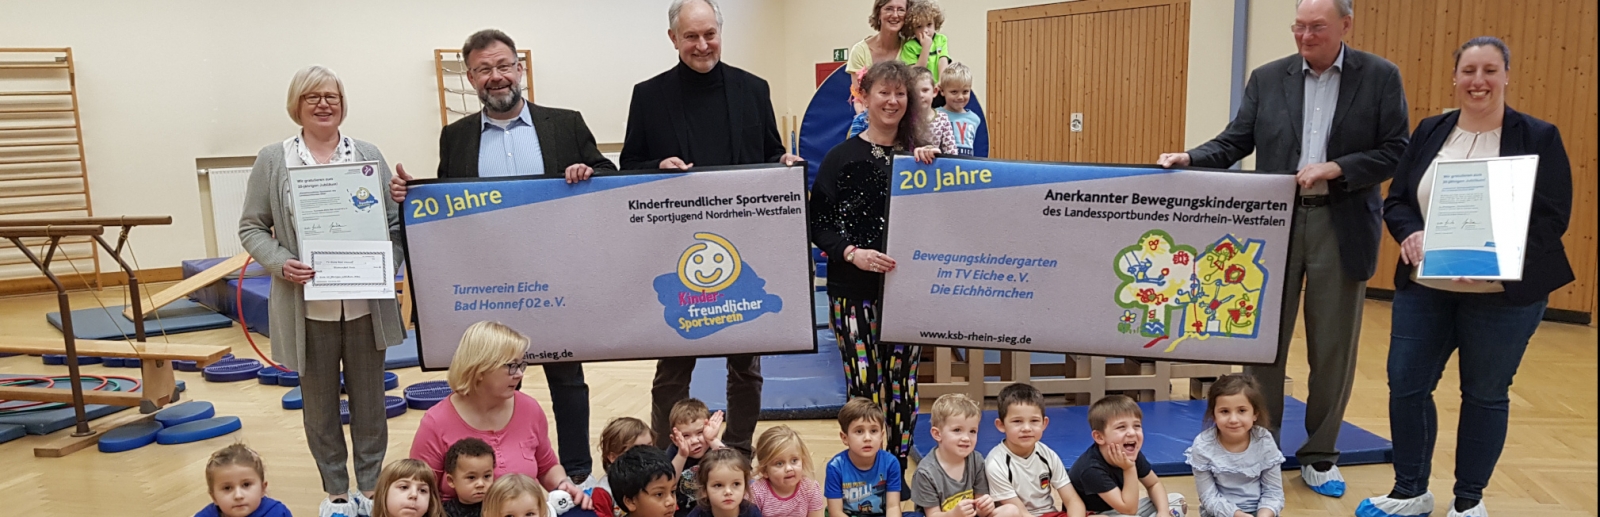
[482,473,548,517]
[373,459,445,517]
[754,425,814,481]
[285,65,346,126]
[447,321,529,397]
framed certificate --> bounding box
[288,161,395,300]
[1418,155,1539,280]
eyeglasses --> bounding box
[302,93,342,106]
[503,360,528,375]
[881,6,906,14]
[1290,23,1330,35]
[471,62,521,77]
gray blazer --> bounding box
[1187,46,1410,281]
[238,138,406,372]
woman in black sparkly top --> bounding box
[808,60,939,468]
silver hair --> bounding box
[1297,0,1353,18]
[669,0,723,32]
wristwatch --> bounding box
[844,246,857,263]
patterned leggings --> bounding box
[829,295,920,466]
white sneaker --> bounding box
[320,497,355,517]
[1355,492,1435,517]
[350,492,374,517]
[1446,499,1488,517]
[1301,464,1346,497]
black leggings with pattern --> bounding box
[829,295,920,467]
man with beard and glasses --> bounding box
[621,0,800,460]
[390,28,612,484]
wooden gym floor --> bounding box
[0,283,1594,516]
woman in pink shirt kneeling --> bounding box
[410,320,592,508]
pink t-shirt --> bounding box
[749,477,825,517]
[410,392,559,500]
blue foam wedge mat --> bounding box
[98,421,163,453]
[404,381,450,410]
[156,416,242,445]
[175,353,234,372]
[183,257,273,336]
[0,424,25,444]
[385,332,420,369]
[184,257,403,338]
[338,371,399,393]
[912,398,1393,476]
[203,358,262,382]
[42,355,103,366]
[688,329,846,420]
[282,387,303,410]
[339,396,407,424]
[258,366,281,385]
[0,374,134,435]
[98,357,142,368]
[45,299,234,340]
[154,401,215,428]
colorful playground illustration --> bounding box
[1114,230,1269,352]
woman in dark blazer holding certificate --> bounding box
[1358,37,1573,517]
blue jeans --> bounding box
[1386,284,1547,500]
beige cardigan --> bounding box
[237,138,406,372]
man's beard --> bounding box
[479,82,523,113]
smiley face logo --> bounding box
[677,232,742,292]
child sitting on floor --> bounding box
[195,443,292,517]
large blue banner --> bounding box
[402,166,817,369]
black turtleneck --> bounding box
[677,60,733,166]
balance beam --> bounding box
[0,337,231,364]
[0,336,230,410]
[124,253,249,321]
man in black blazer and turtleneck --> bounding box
[623,0,799,459]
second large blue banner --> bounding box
[879,156,1297,365]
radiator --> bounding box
[202,167,253,257]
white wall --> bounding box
[0,0,786,269]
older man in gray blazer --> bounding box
[1158,0,1408,498]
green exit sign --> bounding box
[833,48,848,62]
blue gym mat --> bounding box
[45,299,234,340]
[0,423,24,444]
[184,257,406,338]
[0,375,186,436]
[688,329,846,420]
[0,374,133,435]
[386,331,419,370]
[913,399,1392,476]
[184,257,273,336]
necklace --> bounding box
[870,143,889,164]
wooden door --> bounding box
[987,0,1189,164]
[1349,0,1598,322]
